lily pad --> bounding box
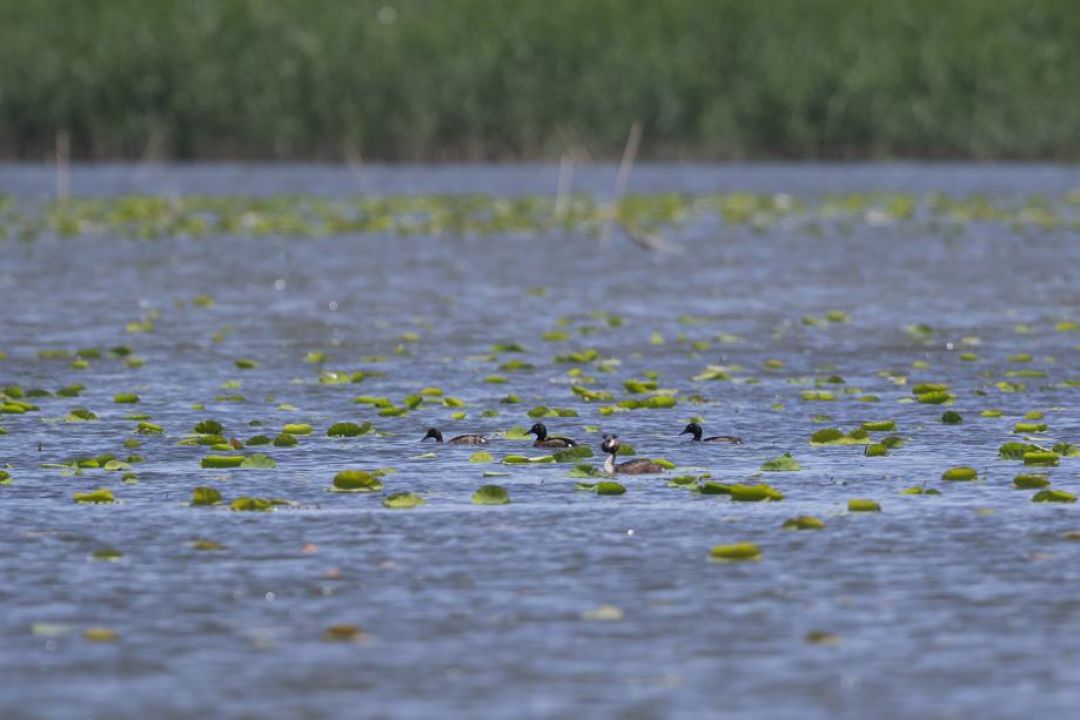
[941,466,977,481]
[1023,451,1059,466]
[729,484,784,502]
[192,486,223,505]
[240,454,276,469]
[282,423,313,435]
[201,455,245,469]
[273,433,298,447]
[941,411,963,424]
[113,393,140,404]
[864,444,888,457]
[847,498,881,512]
[1013,474,1050,489]
[1032,489,1077,503]
[383,492,426,509]
[194,420,224,435]
[230,497,277,511]
[73,488,114,504]
[861,420,895,432]
[595,481,626,495]
[471,484,510,505]
[327,421,374,437]
[782,515,825,530]
[760,453,800,472]
[469,451,494,463]
[332,470,383,492]
[65,408,97,422]
[234,358,259,370]
[709,542,761,562]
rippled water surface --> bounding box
[1,164,1079,719]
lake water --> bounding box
[1,164,1078,719]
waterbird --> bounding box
[601,433,665,474]
[679,422,743,444]
[527,422,577,448]
[422,427,488,445]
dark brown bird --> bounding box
[600,434,665,474]
[527,422,577,448]
[680,422,742,444]
[422,427,487,445]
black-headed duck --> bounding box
[679,422,742,444]
[422,427,487,445]
[527,422,577,448]
[600,433,665,474]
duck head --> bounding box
[527,422,547,441]
[600,433,620,455]
[421,427,443,442]
[680,422,703,440]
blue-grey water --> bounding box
[1,164,1078,720]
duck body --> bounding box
[680,422,743,444]
[422,427,488,445]
[527,422,577,448]
[600,433,664,475]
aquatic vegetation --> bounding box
[916,390,954,404]
[113,393,140,404]
[709,542,761,562]
[729,484,784,502]
[73,488,115,504]
[326,421,374,437]
[240,454,276,469]
[230,497,281,511]
[234,359,259,369]
[201,455,245,469]
[760,453,799,472]
[1023,451,1059,466]
[1013,474,1050,489]
[1053,443,1080,457]
[65,408,97,422]
[0,470,11,485]
[136,421,163,434]
[980,409,1004,418]
[383,492,426,509]
[590,481,627,495]
[864,444,888,457]
[83,628,118,643]
[941,411,964,424]
[1013,421,1048,433]
[332,470,383,492]
[999,442,1040,459]
[193,420,224,435]
[783,515,825,530]
[800,390,835,402]
[847,499,881,512]
[282,423,313,435]
[273,433,298,447]
[1032,489,1077,503]
[471,485,510,505]
[861,420,895,432]
[191,486,223,505]
[552,446,593,463]
[942,466,977,481]
[902,487,941,495]
[322,624,363,642]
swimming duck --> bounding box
[422,427,487,445]
[679,422,742,444]
[601,433,665,474]
[527,422,577,448]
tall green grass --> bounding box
[2,0,1079,161]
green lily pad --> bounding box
[383,492,425,509]
[847,498,881,512]
[471,484,510,505]
[901,486,941,495]
[761,453,799,472]
[73,488,114,504]
[1013,474,1050,489]
[282,423,313,435]
[729,484,784,502]
[230,497,277,511]
[192,486,223,505]
[709,542,761,562]
[942,466,977,481]
[595,481,626,495]
[327,421,374,437]
[864,444,888,457]
[65,408,97,422]
[201,455,245,469]
[193,420,224,435]
[113,393,140,404]
[1032,489,1077,503]
[1023,451,1059,466]
[332,470,383,492]
[860,420,895,432]
[999,442,1040,459]
[273,433,298,447]
[552,446,593,463]
[782,515,825,530]
[240,453,276,469]
[234,358,259,369]
[941,411,964,424]
[0,470,12,485]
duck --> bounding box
[600,433,665,474]
[679,422,742,444]
[527,422,577,448]
[422,427,487,445]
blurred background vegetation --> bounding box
[2,0,1079,162]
